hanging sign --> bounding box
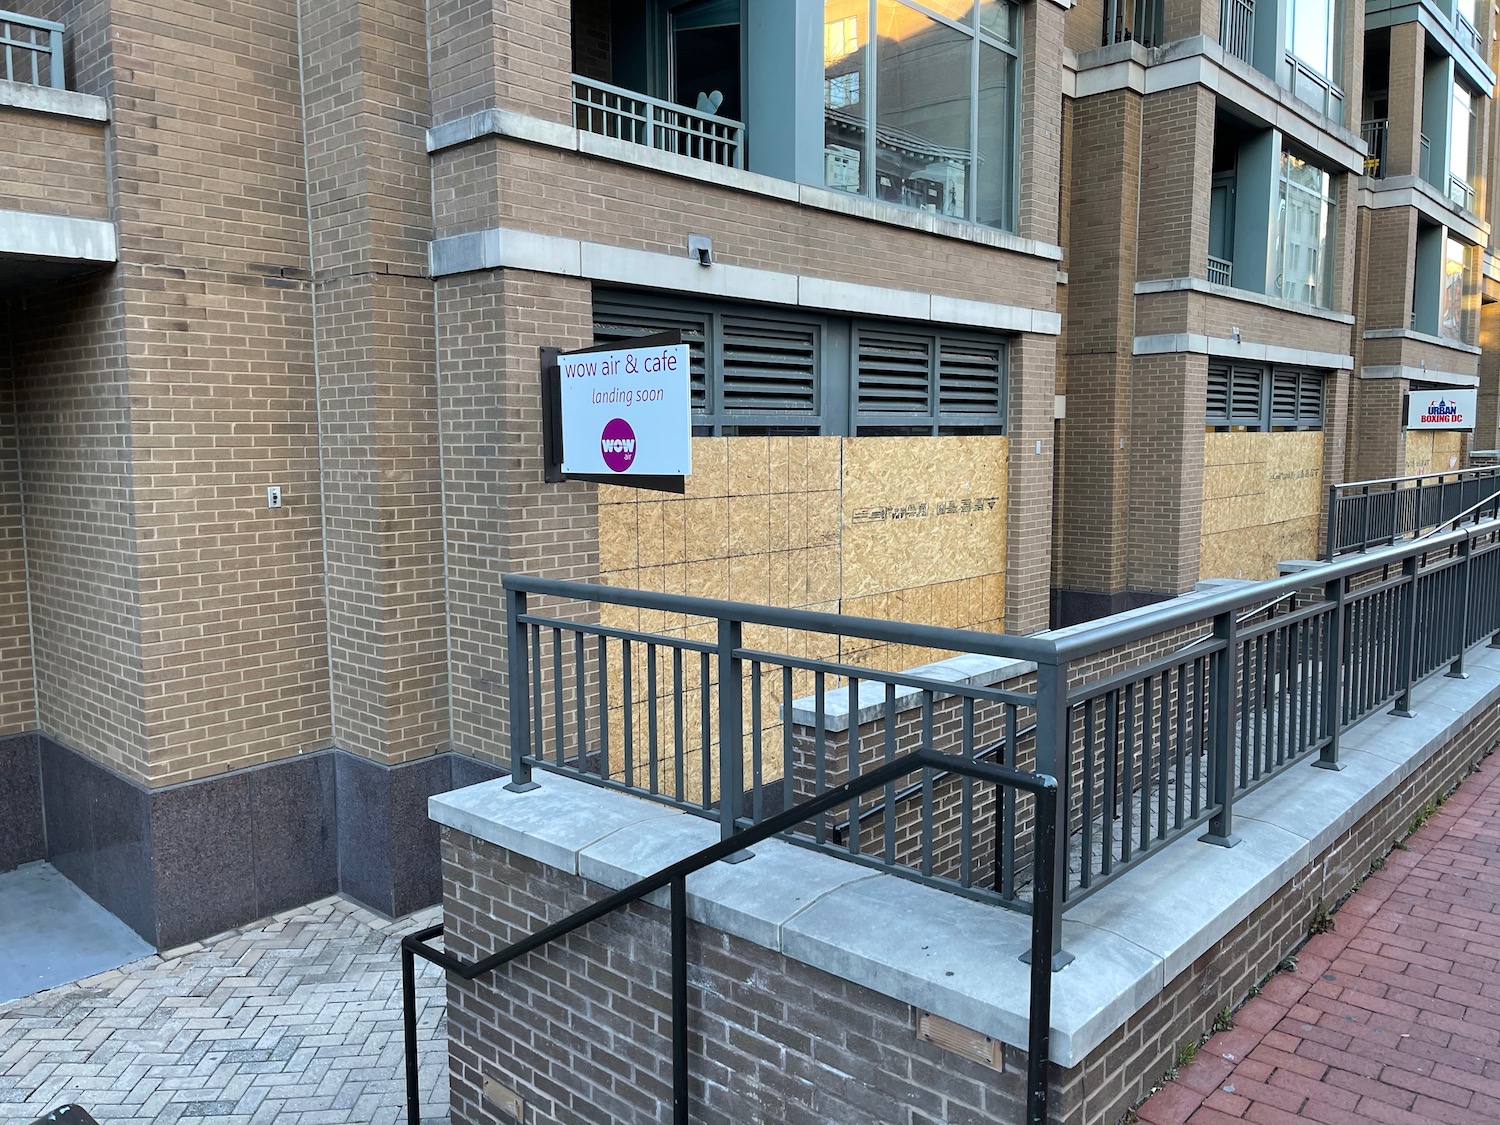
[1406,389,1477,431]
[556,336,691,477]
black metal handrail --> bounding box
[1325,466,1500,558]
[401,748,1061,1125]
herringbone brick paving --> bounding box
[0,897,448,1125]
[1137,749,1500,1125]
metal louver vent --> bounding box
[720,318,817,414]
[1270,371,1300,424]
[1229,365,1263,424]
[938,340,1004,418]
[1297,372,1323,425]
[1207,361,1231,422]
[857,332,932,415]
[592,302,709,412]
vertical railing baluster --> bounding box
[699,651,712,810]
[1318,576,1345,769]
[884,682,898,868]
[814,671,827,844]
[716,618,744,838]
[1121,683,1136,863]
[598,635,611,780]
[750,662,763,823]
[1081,698,1096,886]
[553,627,565,766]
[623,639,634,788]
[504,587,536,791]
[1391,553,1419,716]
[1203,608,1239,846]
[959,694,974,885]
[673,648,685,802]
[920,690,935,878]
[1034,656,1070,959]
[1448,537,1472,679]
[574,630,587,772]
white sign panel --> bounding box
[1406,389,1478,431]
[559,342,692,476]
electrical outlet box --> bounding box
[266,486,282,509]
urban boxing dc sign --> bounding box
[1406,388,1477,431]
[541,331,692,491]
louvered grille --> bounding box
[938,340,1005,418]
[1229,365,1263,424]
[593,303,709,412]
[1297,372,1323,425]
[1207,361,1231,422]
[857,332,933,415]
[720,318,818,414]
[1270,371,1300,425]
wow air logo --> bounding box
[601,418,637,472]
[1421,398,1464,425]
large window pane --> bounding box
[978,0,1016,44]
[976,40,1014,228]
[1441,237,1465,341]
[1273,152,1335,307]
[824,1,869,195]
[1451,85,1474,186]
[1287,0,1336,78]
[875,0,971,220]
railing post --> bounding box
[504,587,539,792]
[670,876,689,1125]
[1390,554,1420,717]
[1201,608,1241,847]
[1030,656,1073,968]
[1448,536,1472,679]
[402,943,421,1125]
[716,617,750,857]
[1360,486,1372,552]
[48,28,64,90]
[1025,776,1059,1125]
[1324,483,1338,560]
[1316,575,1346,770]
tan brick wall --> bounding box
[1019,0,1065,246]
[0,106,108,220]
[431,141,1060,312]
[1057,89,1142,597]
[1128,351,1205,594]
[1008,332,1057,633]
[1136,85,1214,283]
[11,273,148,781]
[427,0,571,125]
[1384,23,1425,179]
[1135,292,1355,355]
[0,329,35,738]
[438,269,600,768]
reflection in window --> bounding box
[1272,152,1336,307]
[1441,237,1466,342]
[1284,0,1342,119]
[1451,84,1475,189]
[823,0,1019,230]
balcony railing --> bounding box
[572,75,744,169]
[0,9,63,89]
[1327,467,1500,557]
[1361,117,1387,178]
[1456,9,1483,54]
[1207,255,1233,286]
[1102,0,1163,46]
[1420,133,1433,185]
[1449,173,1476,213]
[1220,0,1255,63]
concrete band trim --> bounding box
[1358,177,1489,245]
[0,78,108,121]
[0,209,117,263]
[428,639,1500,1069]
[425,109,1065,263]
[1363,327,1483,356]
[1132,332,1356,369]
[1070,38,1364,174]
[430,227,1065,336]
[1134,276,1358,324]
[1359,364,1482,387]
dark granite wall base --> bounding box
[21,735,504,948]
[0,732,44,873]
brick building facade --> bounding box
[0,0,1496,949]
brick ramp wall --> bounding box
[440,700,1498,1125]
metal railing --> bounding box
[1449,173,1476,213]
[1362,117,1387,178]
[1102,0,1163,46]
[572,74,744,168]
[0,9,63,89]
[402,747,1062,1125]
[1326,467,1500,557]
[1420,133,1433,185]
[1456,8,1483,54]
[1220,0,1254,63]
[1207,255,1233,286]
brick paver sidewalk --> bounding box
[0,897,448,1125]
[1137,750,1500,1125]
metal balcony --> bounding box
[572,75,744,169]
[0,9,63,89]
[1102,0,1163,47]
[1220,0,1254,64]
[1207,255,1233,286]
[1361,118,1387,178]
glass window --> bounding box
[1441,237,1466,342]
[1451,84,1475,191]
[1287,0,1336,79]
[1272,152,1336,307]
[822,0,1020,230]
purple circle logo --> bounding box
[600,418,636,472]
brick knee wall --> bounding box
[440,699,1498,1125]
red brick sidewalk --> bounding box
[1134,749,1500,1125]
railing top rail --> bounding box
[407,747,1055,981]
[571,73,745,131]
[502,574,1058,661]
[0,8,64,31]
[1048,515,1500,661]
[1330,465,1500,493]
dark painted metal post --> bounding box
[402,944,421,1125]
[1360,486,1372,552]
[670,876,689,1125]
[716,617,747,847]
[1324,483,1338,561]
[1391,554,1420,717]
[504,587,538,791]
[1032,655,1072,966]
[1316,575,1346,770]
[1025,776,1059,1125]
[1202,609,1240,846]
[1449,536,1473,678]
